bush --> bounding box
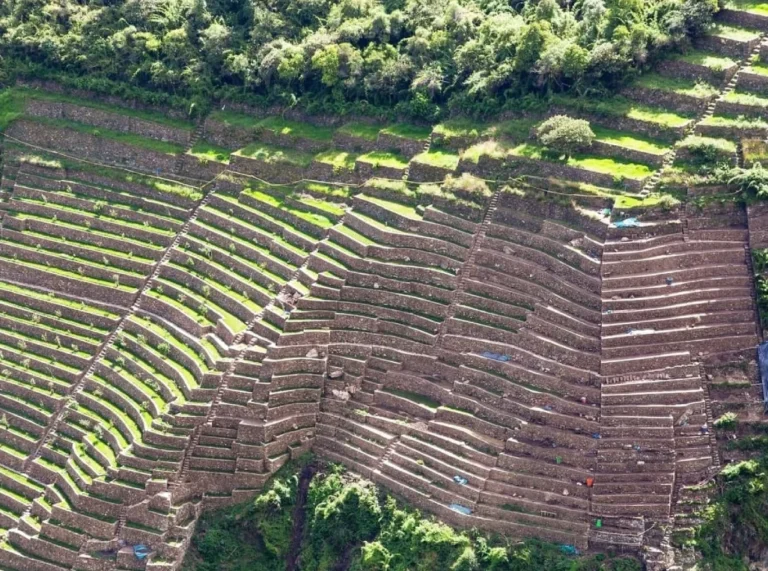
[678,135,736,164]
[442,173,493,203]
[726,163,768,199]
[714,412,738,430]
[536,115,594,157]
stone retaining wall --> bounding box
[24,99,191,145]
[7,120,179,176]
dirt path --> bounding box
[286,463,316,571]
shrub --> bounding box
[536,115,594,157]
[726,163,768,199]
[442,173,492,203]
[678,135,736,164]
[714,412,738,430]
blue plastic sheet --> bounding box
[453,475,468,486]
[449,503,472,515]
[614,217,639,228]
[134,545,151,560]
[560,545,580,556]
[759,342,768,410]
[481,351,510,362]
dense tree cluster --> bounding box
[186,461,642,570]
[0,0,716,118]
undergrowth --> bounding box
[183,458,642,571]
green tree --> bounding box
[536,115,595,157]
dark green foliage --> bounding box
[0,0,716,118]
[725,163,768,200]
[753,249,768,330]
[536,115,595,158]
[695,441,768,571]
[184,461,642,571]
[183,460,304,571]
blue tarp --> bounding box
[449,503,472,515]
[759,342,768,410]
[614,217,639,228]
[481,351,510,362]
[560,545,580,556]
[453,475,468,486]
[133,545,151,560]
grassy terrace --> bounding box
[0,280,119,318]
[675,50,738,71]
[380,123,432,141]
[631,73,719,99]
[725,0,768,15]
[699,113,768,130]
[591,126,669,155]
[336,122,384,140]
[708,23,761,41]
[210,111,335,142]
[552,94,693,129]
[747,59,768,75]
[188,141,231,164]
[357,151,409,169]
[432,117,537,145]
[723,90,768,108]
[235,143,315,167]
[412,149,460,170]
[242,186,335,229]
[511,143,655,180]
[314,149,357,171]
[14,87,194,130]
[21,154,203,201]
[361,194,423,220]
[26,116,186,155]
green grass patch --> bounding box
[744,138,768,163]
[380,123,432,141]
[613,193,680,209]
[677,50,737,71]
[27,116,186,155]
[361,194,423,219]
[382,388,440,409]
[298,196,346,217]
[314,149,357,170]
[257,116,334,141]
[336,122,382,141]
[725,0,768,16]
[432,118,489,139]
[412,149,460,170]
[461,140,510,164]
[512,143,654,179]
[236,143,315,167]
[187,141,230,164]
[299,181,351,199]
[700,113,768,130]
[708,23,761,41]
[16,87,193,130]
[632,73,719,99]
[0,89,26,131]
[244,186,334,229]
[208,109,262,129]
[552,94,693,128]
[592,126,669,154]
[356,151,409,169]
[724,90,768,108]
[433,117,536,145]
[748,60,768,75]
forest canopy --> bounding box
[0,0,717,118]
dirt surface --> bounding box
[286,463,317,571]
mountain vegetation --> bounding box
[0,0,716,118]
[183,459,643,571]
